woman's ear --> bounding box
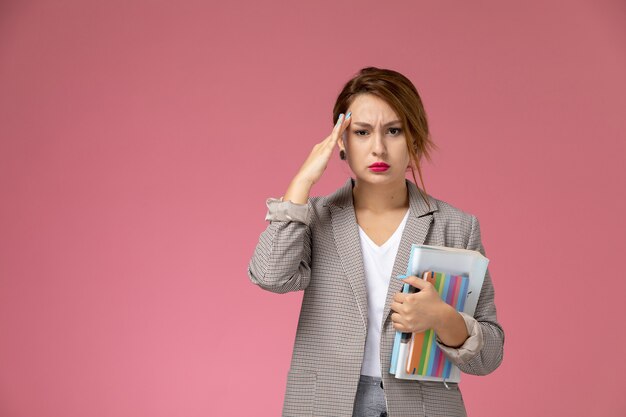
[338,133,348,160]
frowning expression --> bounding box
[339,93,410,184]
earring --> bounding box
[339,150,346,160]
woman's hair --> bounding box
[333,66,437,208]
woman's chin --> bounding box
[354,171,405,184]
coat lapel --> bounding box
[381,194,436,328]
[326,178,369,330]
[324,177,439,331]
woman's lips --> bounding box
[369,163,389,172]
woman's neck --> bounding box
[352,178,409,214]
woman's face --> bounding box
[339,93,410,185]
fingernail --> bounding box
[336,114,344,126]
[346,111,351,119]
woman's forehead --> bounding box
[349,94,399,123]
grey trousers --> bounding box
[352,375,388,417]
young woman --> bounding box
[248,67,504,417]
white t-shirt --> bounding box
[357,209,410,377]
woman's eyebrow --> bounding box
[352,120,401,127]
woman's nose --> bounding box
[371,132,386,156]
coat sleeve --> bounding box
[247,197,313,294]
[435,215,505,376]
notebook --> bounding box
[389,244,489,383]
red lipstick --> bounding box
[369,162,390,172]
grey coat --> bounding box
[247,177,504,417]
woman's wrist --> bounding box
[433,302,454,332]
[433,303,469,348]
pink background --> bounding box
[1,1,625,416]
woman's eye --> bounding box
[353,128,402,136]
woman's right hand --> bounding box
[283,112,351,204]
[296,112,352,186]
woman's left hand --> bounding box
[390,276,448,333]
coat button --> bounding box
[380,380,384,389]
[379,412,387,417]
